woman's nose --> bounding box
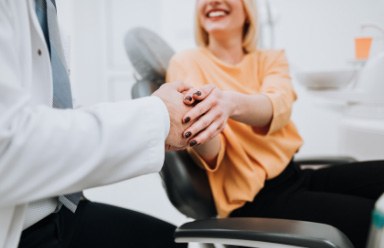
[208,0,223,6]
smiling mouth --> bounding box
[206,10,229,18]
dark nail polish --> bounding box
[194,91,202,96]
[185,96,192,101]
[190,140,197,147]
[184,117,190,123]
[184,131,192,139]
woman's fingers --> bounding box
[183,84,217,105]
[187,116,225,146]
[192,84,216,101]
[182,88,198,105]
[183,106,223,142]
[181,85,230,145]
[183,92,218,124]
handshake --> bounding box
[152,81,231,151]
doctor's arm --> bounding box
[0,6,191,207]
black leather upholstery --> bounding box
[161,151,216,219]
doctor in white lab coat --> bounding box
[0,1,197,247]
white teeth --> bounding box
[208,11,226,18]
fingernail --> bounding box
[184,131,192,138]
[190,140,197,147]
[184,117,190,123]
[194,91,202,96]
[185,96,192,101]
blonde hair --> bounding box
[194,0,259,53]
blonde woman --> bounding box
[166,1,384,248]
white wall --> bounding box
[57,0,384,229]
[268,0,384,157]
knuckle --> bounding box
[200,104,208,114]
[215,110,223,118]
[199,132,208,142]
[201,133,208,142]
[202,119,211,128]
[210,98,218,106]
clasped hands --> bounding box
[152,81,233,151]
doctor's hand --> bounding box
[182,84,235,146]
[152,81,193,151]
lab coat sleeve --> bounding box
[0,97,170,207]
[0,2,170,207]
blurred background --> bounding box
[56,0,384,229]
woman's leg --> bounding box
[230,161,381,248]
[309,160,384,200]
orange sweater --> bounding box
[166,47,303,217]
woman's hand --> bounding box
[182,84,235,146]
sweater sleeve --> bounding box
[257,50,297,135]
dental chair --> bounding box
[124,27,356,248]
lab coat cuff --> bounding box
[151,96,170,139]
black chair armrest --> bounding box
[175,218,355,248]
[295,156,357,165]
[295,156,357,169]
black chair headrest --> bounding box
[124,27,175,83]
[124,27,217,219]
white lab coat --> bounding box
[0,0,170,247]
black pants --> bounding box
[230,160,384,248]
[19,200,187,248]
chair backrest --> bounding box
[124,27,217,219]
